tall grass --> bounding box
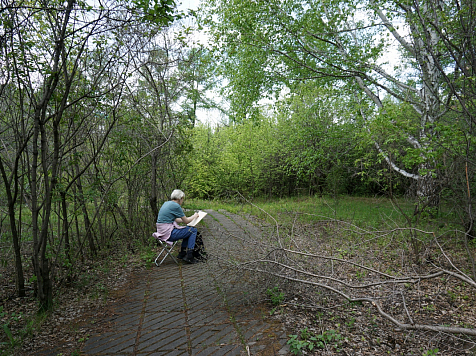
[186,195,433,229]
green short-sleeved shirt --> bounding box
[157,201,185,224]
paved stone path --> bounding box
[80,210,290,355]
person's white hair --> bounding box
[170,189,185,201]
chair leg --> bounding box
[155,241,179,266]
[154,249,166,266]
[167,248,179,265]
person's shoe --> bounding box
[177,247,187,260]
[182,249,198,264]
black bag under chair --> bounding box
[192,230,208,262]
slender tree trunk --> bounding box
[31,117,42,303]
[74,195,84,263]
[74,162,97,256]
[114,202,130,231]
[60,191,71,263]
[92,200,105,246]
[149,152,159,219]
[0,160,25,297]
[31,116,54,311]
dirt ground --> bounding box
[0,250,148,356]
[259,221,476,356]
[1,222,476,356]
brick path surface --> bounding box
[80,210,290,355]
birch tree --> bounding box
[200,0,475,215]
[125,29,208,218]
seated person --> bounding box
[155,189,199,264]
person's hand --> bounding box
[194,212,199,219]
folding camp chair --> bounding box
[153,234,179,266]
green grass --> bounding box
[186,195,416,228]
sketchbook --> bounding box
[187,210,207,227]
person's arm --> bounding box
[175,213,199,225]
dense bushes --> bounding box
[183,87,410,199]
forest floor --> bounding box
[0,246,150,356]
[261,220,476,356]
[1,219,476,356]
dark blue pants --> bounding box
[168,226,197,249]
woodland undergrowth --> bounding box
[204,197,476,356]
[0,238,155,355]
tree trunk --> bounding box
[74,163,97,257]
[31,118,54,311]
[73,194,84,263]
[92,199,105,246]
[10,208,26,298]
[60,191,71,263]
[0,160,26,298]
[149,152,159,219]
[415,172,440,211]
[114,202,130,230]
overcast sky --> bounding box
[175,0,226,125]
[178,0,200,12]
